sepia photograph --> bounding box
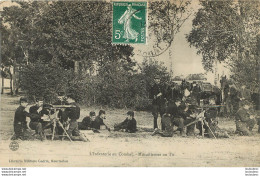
[0,0,259,168]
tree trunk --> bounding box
[10,74,13,95]
[74,61,79,74]
[1,74,4,94]
[7,67,13,95]
[12,64,19,95]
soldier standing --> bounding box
[150,77,166,129]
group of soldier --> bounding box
[12,92,137,142]
[12,77,259,142]
[150,77,260,138]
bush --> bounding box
[20,61,71,103]
[19,58,171,110]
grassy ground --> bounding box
[0,94,259,167]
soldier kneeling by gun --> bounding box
[152,99,185,137]
[64,97,89,142]
[197,96,229,138]
[235,100,257,136]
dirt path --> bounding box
[0,94,259,167]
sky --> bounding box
[132,0,205,77]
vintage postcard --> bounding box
[0,0,259,167]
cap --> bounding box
[20,97,27,103]
[99,110,106,116]
[35,97,43,102]
[89,111,96,116]
[127,111,134,117]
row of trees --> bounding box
[1,0,258,108]
[1,1,188,108]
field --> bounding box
[0,94,259,167]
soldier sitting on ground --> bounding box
[92,110,110,132]
[235,100,257,136]
[114,111,137,133]
[197,96,218,136]
[183,105,197,136]
[152,98,186,137]
[78,111,96,130]
[12,97,31,140]
[29,97,50,141]
[65,97,88,142]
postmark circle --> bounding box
[9,141,19,151]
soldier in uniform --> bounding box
[150,77,166,129]
[235,100,256,136]
[183,105,197,136]
[12,97,30,140]
[191,83,201,105]
[92,110,110,131]
[78,111,96,130]
[29,97,48,140]
[114,111,137,133]
[196,96,218,136]
[64,97,82,139]
[166,98,186,136]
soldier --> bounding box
[92,110,110,131]
[29,97,47,140]
[196,96,218,136]
[114,111,137,133]
[150,77,166,129]
[239,85,251,103]
[64,97,82,140]
[191,83,201,105]
[78,111,96,130]
[166,98,186,136]
[229,86,240,115]
[12,97,30,140]
[235,100,256,136]
[183,105,197,136]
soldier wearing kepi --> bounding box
[235,100,256,136]
[12,97,30,140]
[29,97,47,140]
[114,111,137,133]
[150,76,166,129]
[92,110,110,131]
[166,98,186,136]
[78,111,96,130]
[64,97,88,141]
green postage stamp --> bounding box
[112,2,147,44]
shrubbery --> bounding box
[20,59,171,110]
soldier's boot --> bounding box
[79,133,90,142]
[151,128,160,136]
[223,131,230,138]
[39,132,46,141]
[180,127,187,137]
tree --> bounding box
[148,0,192,55]
[40,1,134,72]
[1,1,50,94]
[187,0,260,90]
[187,1,237,71]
